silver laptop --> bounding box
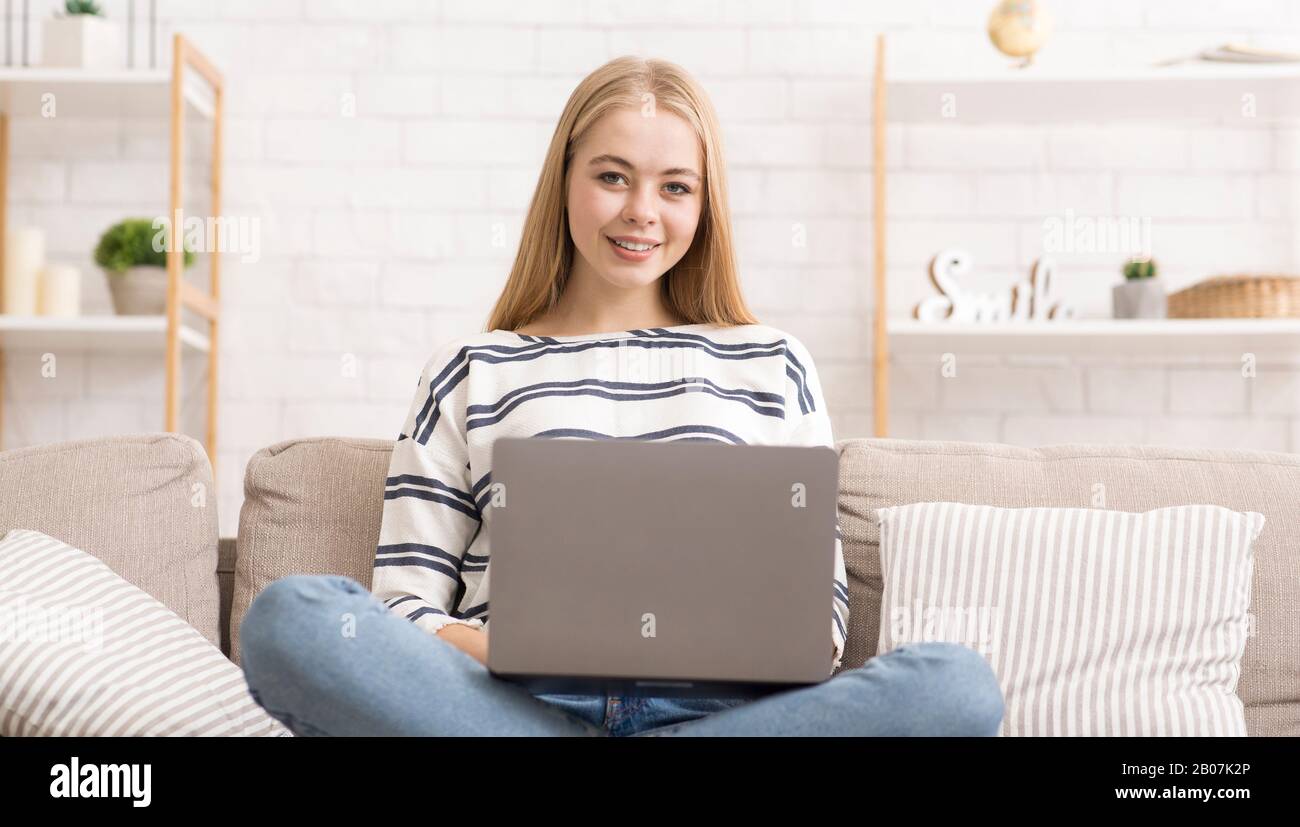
[486,437,838,699]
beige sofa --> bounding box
[2,431,1296,736]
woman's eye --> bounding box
[599,172,690,196]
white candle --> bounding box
[39,264,81,317]
[3,226,45,316]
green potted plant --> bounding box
[1112,256,1167,319]
[94,218,195,316]
[42,0,121,69]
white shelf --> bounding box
[887,318,1300,356]
[0,315,210,352]
[0,67,215,118]
[886,62,1300,122]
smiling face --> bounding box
[564,105,704,295]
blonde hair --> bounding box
[484,55,759,333]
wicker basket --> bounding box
[1167,275,1300,319]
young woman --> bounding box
[239,56,1005,737]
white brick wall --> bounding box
[4,0,1300,537]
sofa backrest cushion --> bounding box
[836,437,1300,738]
[0,433,220,648]
[230,437,392,666]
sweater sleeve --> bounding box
[783,335,849,674]
[370,340,485,638]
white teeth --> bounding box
[611,238,655,252]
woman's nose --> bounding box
[621,184,658,226]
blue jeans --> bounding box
[239,574,1005,737]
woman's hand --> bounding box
[435,623,489,667]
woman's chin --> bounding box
[595,270,669,289]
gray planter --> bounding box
[1112,278,1166,319]
[105,266,168,315]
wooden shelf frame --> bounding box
[167,34,223,476]
[0,34,223,476]
[872,34,888,438]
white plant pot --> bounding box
[105,266,167,316]
[42,16,122,69]
[1112,278,1167,319]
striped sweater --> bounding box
[371,322,850,672]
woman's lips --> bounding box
[606,235,661,261]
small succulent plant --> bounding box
[1123,256,1157,280]
[94,218,195,273]
[62,0,104,16]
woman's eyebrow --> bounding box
[587,153,701,181]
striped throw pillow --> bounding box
[875,502,1264,737]
[0,529,291,736]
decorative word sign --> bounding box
[914,249,1075,323]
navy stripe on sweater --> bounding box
[385,474,476,506]
[467,376,783,428]
[466,383,781,432]
[382,486,480,521]
[833,578,849,601]
[374,542,463,584]
[533,424,747,444]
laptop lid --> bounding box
[486,437,838,698]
